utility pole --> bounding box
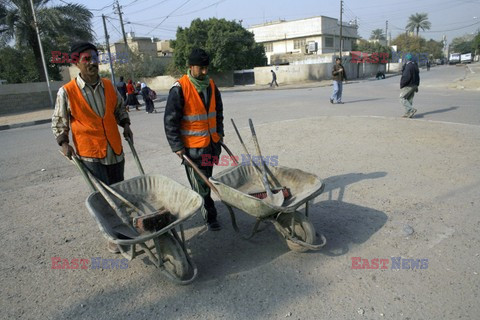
[29,0,54,108]
[339,0,343,58]
[385,20,388,45]
[114,0,133,80]
[102,15,116,84]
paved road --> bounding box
[1,64,479,319]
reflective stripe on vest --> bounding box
[182,111,216,121]
[64,78,123,158]
[178,75,220,148]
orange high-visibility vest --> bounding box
[178,75,220,148]
[64,78,123,158]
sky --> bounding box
[55,0,480,45]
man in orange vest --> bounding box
[52,42,133,253]
[164,48,224,231]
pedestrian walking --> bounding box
[125,79,140,111]
[330,57,347,104]
[399,53,420,118]
[116,76,127,104]
[140,83,155,113]
[164,48,224,231]
[270,70,279,87]
[51,41,133,254]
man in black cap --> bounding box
[164,48,224,231]
[52,41,133,253]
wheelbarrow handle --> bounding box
[126,137,145,175]
[182,155,220,197]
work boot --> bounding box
[408,108,417,118]
[207,219,221,231]
[107,241,120,254]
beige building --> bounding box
[156,40,173,56]
[110,32,163,57]
[248,16,359,65]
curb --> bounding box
[0,119,51,131]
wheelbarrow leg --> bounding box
[224,202,264,240]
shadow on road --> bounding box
[343,98,384,104]
[323,171,387,202]
[310,200,388,257]
[414,106,459,118]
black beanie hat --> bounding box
[188,48,210,66]
[70,41,98,56]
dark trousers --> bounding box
[184,163,217,223]
[82,160,125,185]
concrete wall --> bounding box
[0,81,66,115]
[254,61,386,85]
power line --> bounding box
[147,0,193,35]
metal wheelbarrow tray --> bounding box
[85,174,203,284]
[209,162,327,252]
[211,164,324,217]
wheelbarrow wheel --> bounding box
[276,211,316,252]
[157,233,189,280]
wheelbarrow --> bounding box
[183,142,327,252]
[65,139,203,284]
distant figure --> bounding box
[399,53,420,118]
[330,57,347,104]
[116,76,127,103]
[140,83,156,113]
[125,79,140,112]
[376,71,386,80]
[426,60,431,71]
[270,70,278,87]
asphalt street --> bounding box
[1,64,479,319]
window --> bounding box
[263,42,273,52]
[325,37,334,48]
[294,39,306,50]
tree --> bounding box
[113,49,167,79]
[370,29,386,41]
[0,0,93,82]
[406,13,431,36]
[172,18,266,73]
[392,33,426,54]
[0,46,39,83]
[451,34,474,54]
[424,39,444,59]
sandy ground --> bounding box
[1,115,480,319]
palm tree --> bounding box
[370,29,386,41]
[0,0,93,82]
[406,13,431,36]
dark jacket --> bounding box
[140,86,152,101]
[400,61,420,88]
[116,81,127,99]
[164,80,224,161]
[332,64,347,81]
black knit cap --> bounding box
[188,48,210,66]
[70,41,98,56]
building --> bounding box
[156,40,173,56]
[248,16,359,65]
[110,32,158,57]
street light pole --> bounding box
[29,0,54,108]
